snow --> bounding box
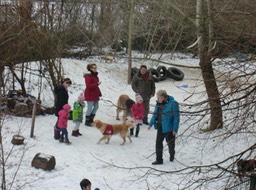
[2,53,254,190]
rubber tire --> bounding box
[167,67,184,81]
[148,68,161,82]
[131,67,139,80]
[156,66,168,81]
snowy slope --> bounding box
[2,54,253,190]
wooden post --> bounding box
[30,99,37,138]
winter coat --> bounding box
[58,104,71,129]
[72,101,85,122]
[54,85,69,116]
[84,72,102,101]
[149,96,180,133]
[131,103,145,120]
[131,72,155,101]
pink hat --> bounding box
[63,104,71,111]
[78,93,85,102]
[135,94,143,103]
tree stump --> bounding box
[11,135,25,145]
[31,153,56,171]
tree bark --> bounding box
[9,64,26,95]
[197,0,223,131]
[127,0,134,84]
[89,4,96,55]
[0,65,4,96]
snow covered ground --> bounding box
[2,53,254,190]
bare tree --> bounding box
[195,0,223,131]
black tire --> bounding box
[131,67,139,80]
[148,68,161,82]
[167,67,184,81]
[156,66,168,81]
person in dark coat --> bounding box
[148,90,180,165]
[131,65,155,124]
[54,77,72,140]
[84,63,102,126]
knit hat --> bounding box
[135,94,143,103]
[78,93,85,102]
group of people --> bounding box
[131,65,180,165]
[53,63,102,144]
[53,63,180,165]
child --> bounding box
[72,93,85,137]
[130,94,145,137]
[58,104,71,144]
[79,178,100,190]
[80,178,91,190]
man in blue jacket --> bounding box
[148,90,180,165]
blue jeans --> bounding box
[60,128,68,140]
[86,101,99,116]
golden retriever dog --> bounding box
[91,119,134,145]
[116,94,135,122]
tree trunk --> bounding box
[0,65,4,96]
[0,117,6,190]
[89,4,96,56]
[200,55,223,131]
[197,0,223,131]
[127,0,134,84]
[9,64,26,95]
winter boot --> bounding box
[54,124,60,140]
[72,130,79,137]
[77,130,82,136]
[143,118,149,125]
[152,160,163,165]
[85,115,92,126]
[130,128,134,136]
[64,139,71,144]
[59,137,64,143]
[90,114,95,122]
[170,155,175,162]
[135,124,141,137]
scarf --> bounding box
[91,71,98,76]
[141,73,148,81]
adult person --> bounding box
[148,90,180,165]
[54,77,72,140]
[131,65,155,124]
[84,63,102,126]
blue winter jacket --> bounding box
[149,96,180,133]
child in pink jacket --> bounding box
[58,104,71,144]
[130,94,145,137]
